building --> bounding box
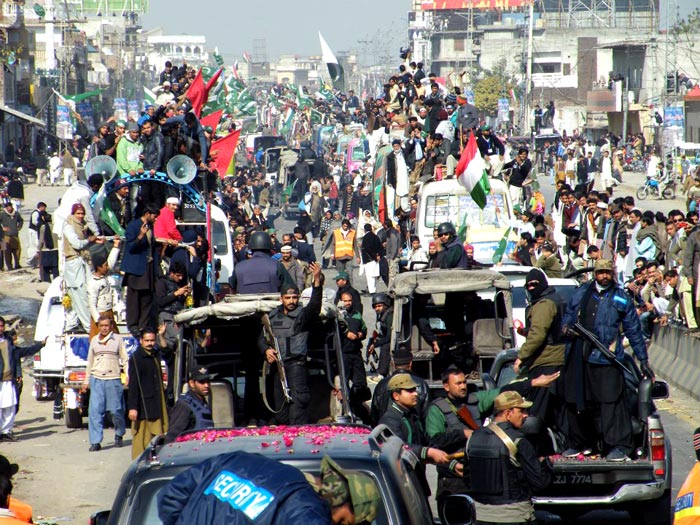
[145,30,208,77]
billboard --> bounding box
[420,0,530,9]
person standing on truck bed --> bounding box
[466,391,553,525]
[164,367,214,443]
[513,269,565,446]
[561,258,654,462]
[258,262,323,425]
[367,293,394,377]
[229,231,292,294]
[436,222,469,269]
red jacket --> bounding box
[154,206,182,241]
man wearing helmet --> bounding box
[476,125,505,176]
[229,231,293,295]
[367,293,394,376]
[436,222,469,269]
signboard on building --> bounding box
[127,100,140,121]
[113,98,127,122]
[663,105,684,129]
[56,104,74,140]
[420,0,529,10]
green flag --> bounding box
[281,178,298,204]
[492,227,512,264]
[318,83,334,102]
[64,89,102,103]
[457,212,469,244]
[213,53,224,66]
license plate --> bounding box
[552,473,593,485]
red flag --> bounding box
[186,67,223,117]
[455,133,478,177]
[209,130,241,178]
[200,109,223,131]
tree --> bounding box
[473,59,517,116]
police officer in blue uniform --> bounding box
[164,367,215,444]
[258,262,323,424]
[229,231,292,294]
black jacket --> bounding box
[127,346,166,421]
[370,370,430,425]
[378,402,430,460]
[361,232,382,264]
[141,130,165,172]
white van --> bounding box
[415,177,516,264]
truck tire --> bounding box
[628,490,672,525]
[65,408,83,429]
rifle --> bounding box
[365,330,379,373]
[571,322,633,376]
[260,313,293,407]
[456,405,480,431]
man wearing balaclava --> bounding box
[561,259,653,463]
[513,268,566,455]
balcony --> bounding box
[1,1,21,25]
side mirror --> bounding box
[89,510,110,525]
[651,380,670,400]
[439,494,476,525]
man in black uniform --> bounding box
[367,293,394,377]
[333,271,362,314]
[466,391,552,524]
[258,262,322,424]
[369,346,430,425]
[436,222,469,269]
[338,292,370,422]
[230,231,291,294]
[164,367,214,443]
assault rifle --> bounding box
[571,322,633,376]
[261,313,293,407]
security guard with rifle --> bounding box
[561,258,654,462]
[258,262,323,425]
[466,391,552,524]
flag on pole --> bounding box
[200,109,224,131]
[492,227,512,264]
[213,52,224,66]
[319,32,345,90]
[457,211,469,243]
[186,67,224,117]
[144,86,156,106]
[209,129,241,178]
[455,133,491,209]
[243,51,252,64]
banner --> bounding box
[463,89,475,105]
[497,98,510,123]
[56,104,74,139]
[663,106,684,129]
[113,98,127,122]
[76,101,96,135]
[127,100,140,121]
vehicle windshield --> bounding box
[212,221,229,256]
[125,469,392,525]
[511,283,578,308]
[424,192,508,229]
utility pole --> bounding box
[521,0,534,135]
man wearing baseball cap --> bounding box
[164,367,215,444]
[562,258,653,462]
[333,270,362,314]
[467,391,552,524]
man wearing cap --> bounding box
[154,197,183,244]
[92,121,117,158]
[116,122,144,176]
[83,314,128,451]
[514,269,565,429]
[333,271,362,314]
[477,125,505,176]
[156,81,175,106]
[279,244,305,291]
[102,179,132,236]
[338,291,370,422]
[378,373,450,467]
[230,231,292,295]
[466,391,552,523]
[323,219,358,275]
[52,172,104,256]
[561,258,653,462]
[164,367,214,444]
[258,262,322,424]
[534,242,562,278]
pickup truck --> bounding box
[90,425,475,525]
[486,350,672,525]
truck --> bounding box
[487,349,672,525]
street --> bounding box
[0,170,695,523]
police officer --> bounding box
[466,391,552,525]
[513,269,565,426]
[366,293,394,377]
[425,366,478,509]
[378,373,449,466]
[369,346,430,425]
[436,222,469,269]
[258,262,322,424]
[561,258,653,462]
[164,367,215,444]
[229,231,292,294]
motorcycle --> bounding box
[636,175,675,200]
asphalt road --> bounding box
[2,171,695,524]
